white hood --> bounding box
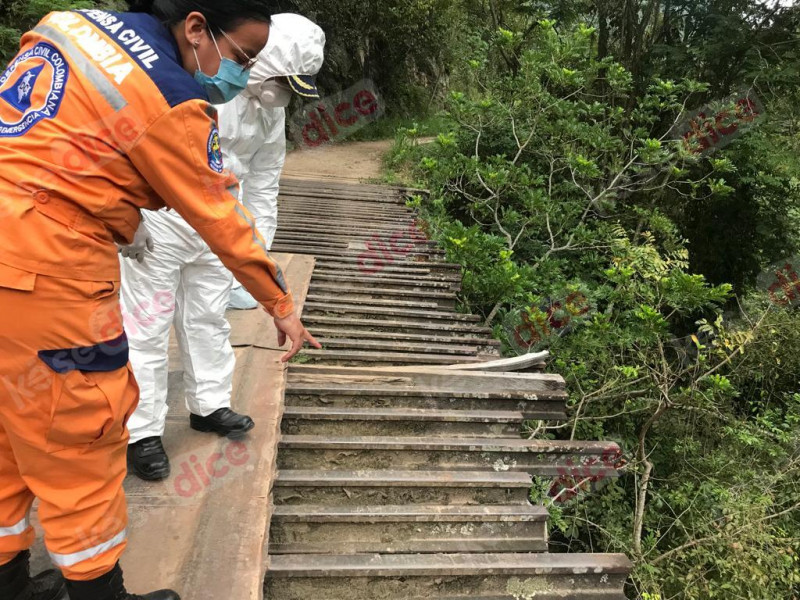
[245,13,326,101]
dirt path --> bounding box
[282,139,394,182]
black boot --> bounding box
[190,408,255,439]
[0,550,67,600]
[127,437,170,481]
[65,563,179,600]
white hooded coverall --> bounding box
[121,14,324,443]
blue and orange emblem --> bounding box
[0,42,69,137]
[207,124,224,173]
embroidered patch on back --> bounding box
[0,43,69,137]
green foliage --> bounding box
[395,8,800,598]
[286,0,464,117]
[0,0,123,63]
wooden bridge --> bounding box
[263,178,632,599]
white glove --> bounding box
[118,223,154,263]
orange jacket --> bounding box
[0,9,294,318]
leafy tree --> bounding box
[285,0,463,116]
[1,1,124,63]
[397,14,800,598]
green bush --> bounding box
[397,17,800,599]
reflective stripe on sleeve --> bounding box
[0,515,31,537]
[234,203,288,293]
[34,25,128,112]
[49,528,127,568]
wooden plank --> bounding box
[281,406,527,424]
[298,349,490,365]
[313,273,454,287]
[301,315,491,335]
[280,407,556,437]
[288,364,565,393]
[305,295,445,310]
[266,551,634,577]
[314,255,462,272]
[284,383,565,401]
[270,245,444,262]
[309,283,456,298]
[302,303,481,321]
[307,327,499,346]
[275,469,533,488]
[312,272,459,288]
[271,504,548,522]
[121,348,287,600]
[269,505,549,555]
[314,338,481,356]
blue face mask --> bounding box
[193,29,250,104]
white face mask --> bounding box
[259,80,293,108]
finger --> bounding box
[305,330,323,349]
[146,237,155,252]
[281,336,304,363]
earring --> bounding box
[193,40,200,47]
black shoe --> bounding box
[30,570,68,600]
[0,551,67,600]
[190,408,255,439]
[65,563,179,600]
[127,437,170,481]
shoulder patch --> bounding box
[0,42,69,137]
[207,125,224,173]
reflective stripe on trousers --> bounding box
[0,515,30,538]
[49,529,128,568]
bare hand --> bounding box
[273,312,322,363]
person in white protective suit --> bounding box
[119,13,326,481]
[225,13,325,308]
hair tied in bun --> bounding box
[127,0,156,12]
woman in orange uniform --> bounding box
[0,1,319,599]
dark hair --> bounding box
[127,1,273,30]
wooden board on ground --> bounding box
[118,252,313,598]
[121,347,286,600]
[288,364,565,394]
[118,252,314,598]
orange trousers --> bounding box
[0,263,137,581]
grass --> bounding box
[289,353,313,364]
[372,115,450,187]
[346,113,450,143]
